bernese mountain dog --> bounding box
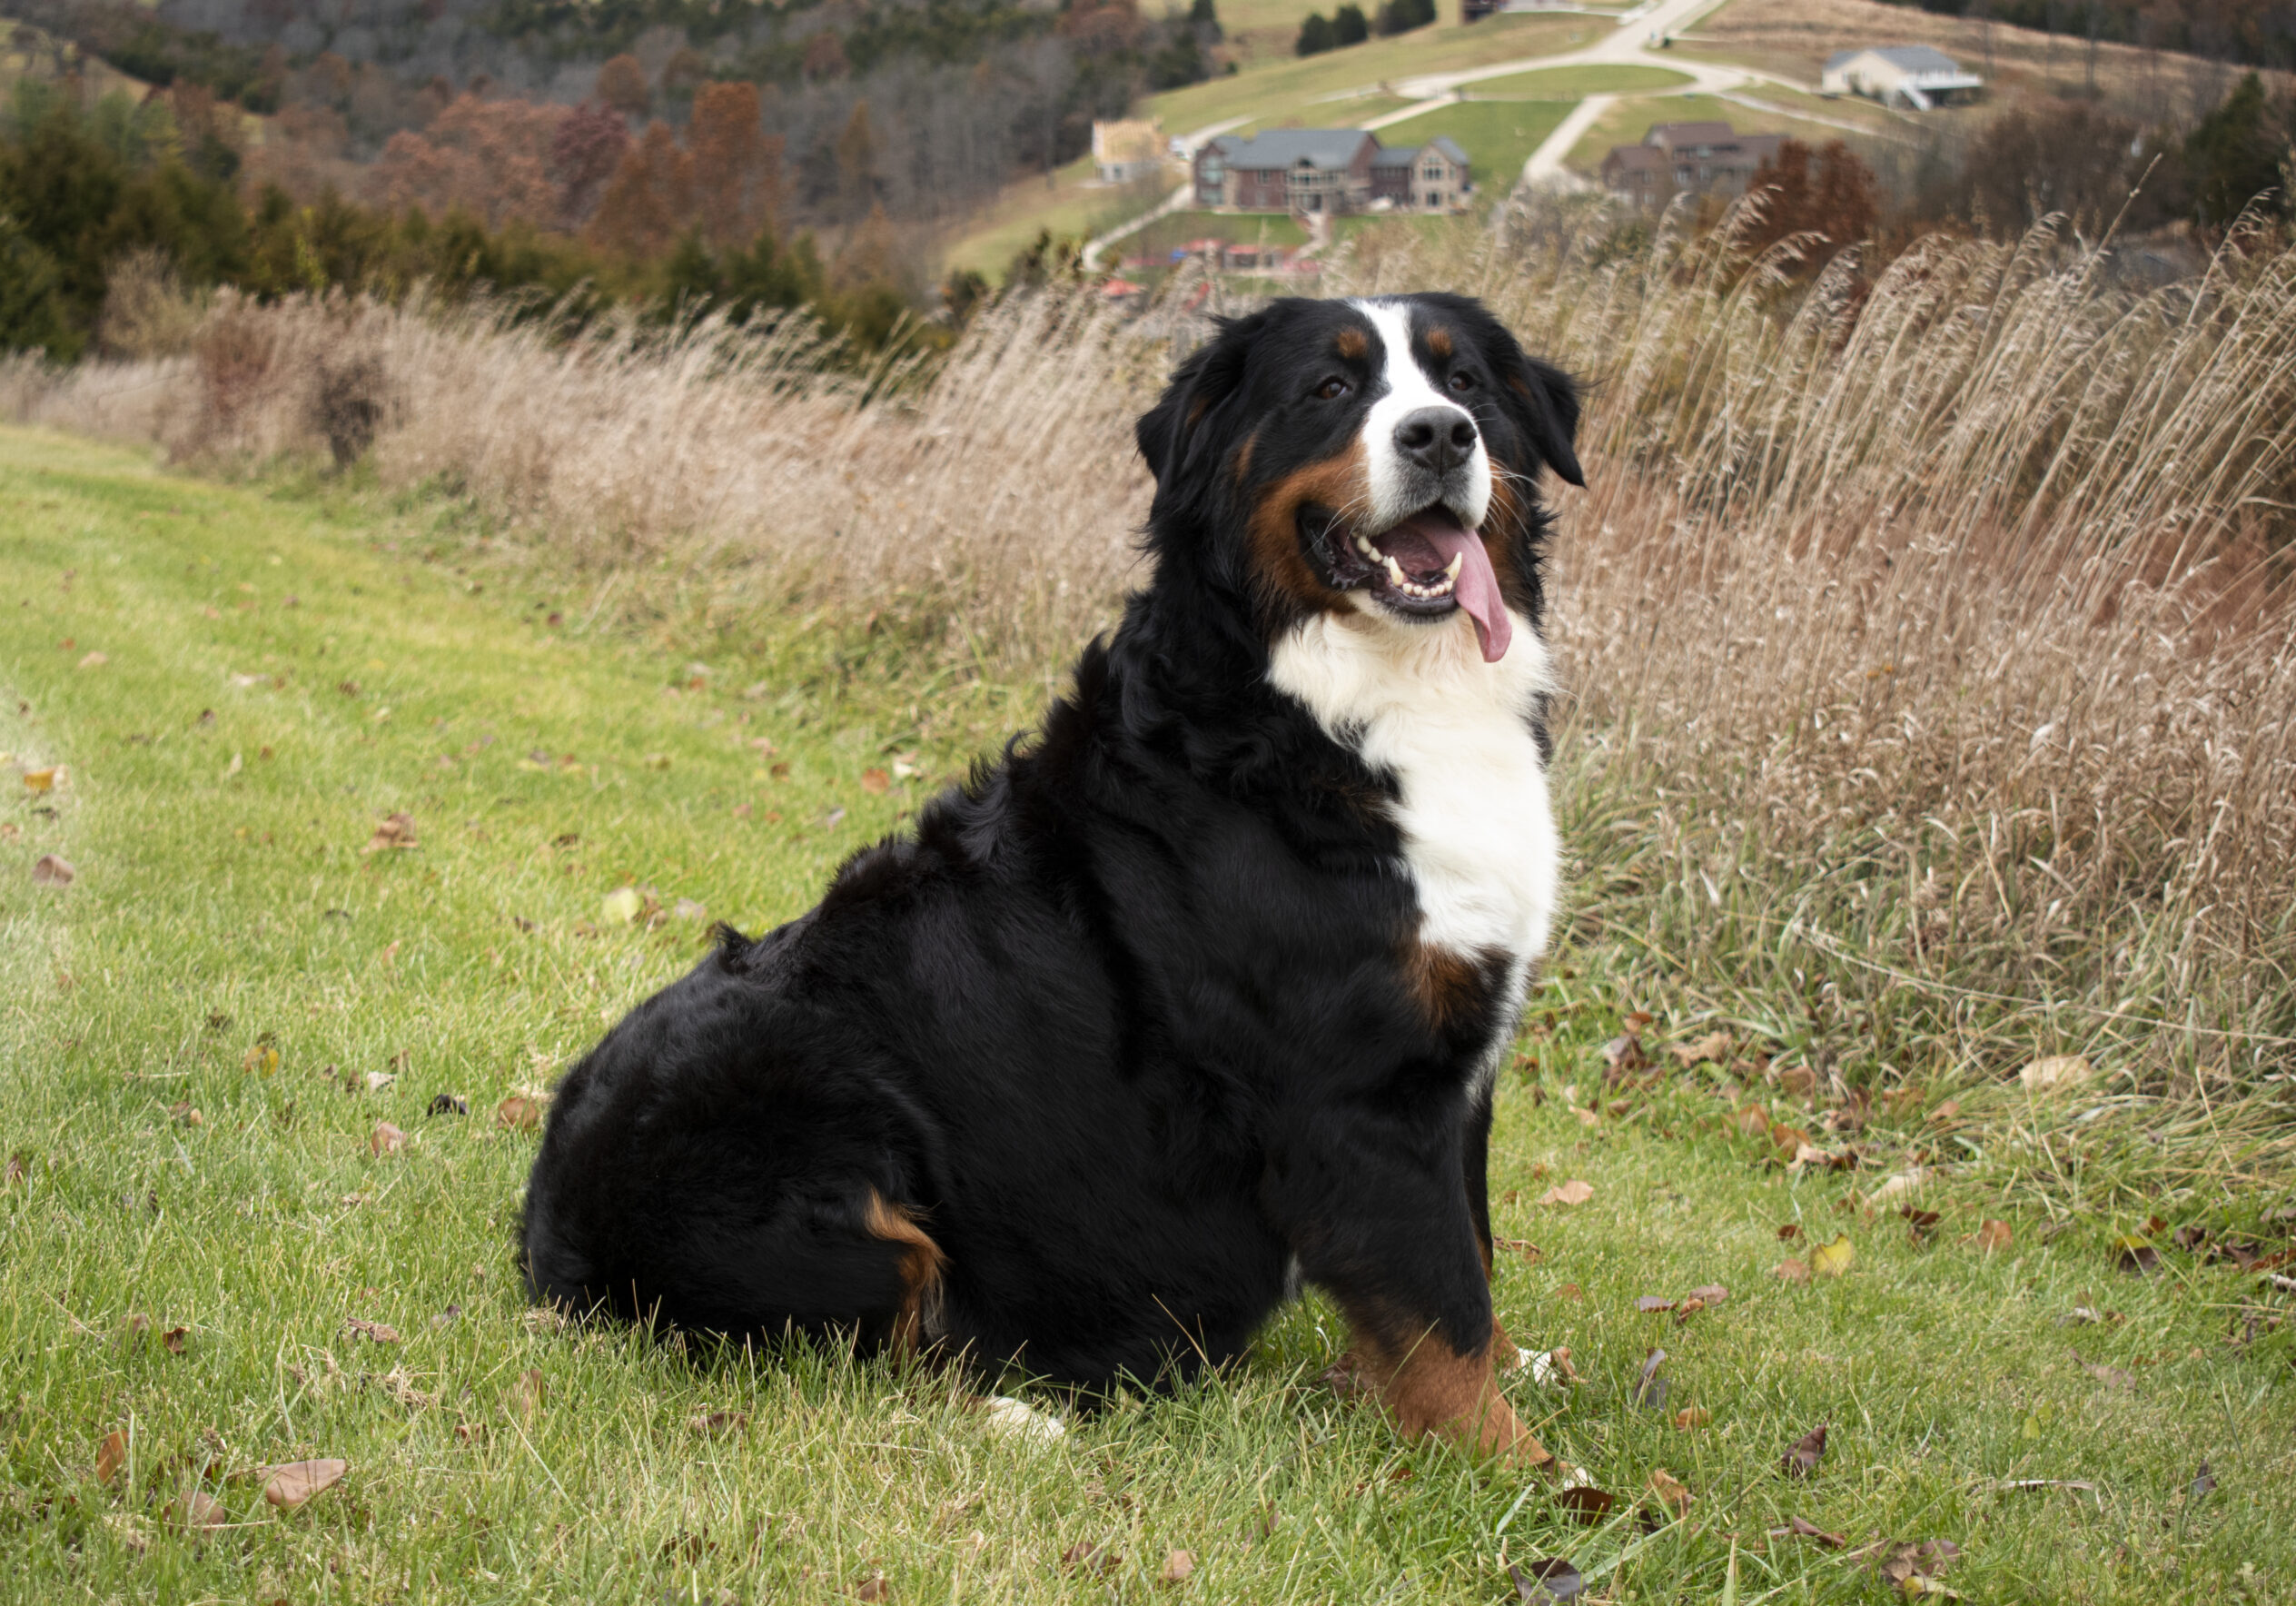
[520,292,1583,1463]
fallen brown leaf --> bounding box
[1539,1179,1594,1207]
[167,1489,227,1532]
[23,767,57,793]
[2113,1235,2162,1274]
[1781,1422,1828,1478]
[1669,1030,1732,1067]
[1776,1222,1803,1241]
[1646,1467,1692,1515]
[1061,1540,1118,1573]
[1673,1405,1710,1431]
[1779,1515,1846,1548]
[361,813,418,854]
[1157,1549,1195,1585]
[162,1325,189,1354]
[1775,1257,1812,1284]
[1554,1485,1616,1524]
[1685,1284,1730,1304]
[497,1090,549,1130]
[1975,1219,2014,1253]
[96,1428,128,1486]
[1779,1066,1818,1102]
[511,1367,544,1419]
[262,1458,348,1510]
[852,1578,891,1602]
[33,854,75,887]
[691,1411,748,1437]
[1556,1282,1584,1302]
[1734,1105,1772,1138]
[861,768,891,794]
[369,1121,406,1155]
[341,1316,400,1344]
[1636,1295,1675,1314]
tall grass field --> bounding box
[3,203,2292,1601]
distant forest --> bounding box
[5,0,1224,228]
[1879,0,2296,69]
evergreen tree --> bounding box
[2185,73,2291,226]
[1296,12,1336,55]
[1333,4,1370,44]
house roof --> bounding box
[1644,121,1739,150]
[1374,135,1472,169]
[1826,44,1963,73]
[1603,144,1666,172]
[1206,129,1374,172]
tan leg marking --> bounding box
[865,1191,946,1356]
[1348,1315,1549,1467]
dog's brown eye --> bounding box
[1315,377,1351,401]
[1448,372,1477,393]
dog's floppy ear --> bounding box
[1136,312,1259,491]
[1463,309,1583,489]
[1504,352,1584,489]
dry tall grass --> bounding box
[7,212,2292,1128]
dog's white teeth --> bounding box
[1443,551,1463,582]
[1384,554,1408,588]
[1355,532,1380,560]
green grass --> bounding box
[1142,14,1590,135]
[1464,64,1693,96]
[3,426,2292,1603]
[1558,90,1872,171]
[1367,97,1577,193]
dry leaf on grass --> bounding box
[497,1090,549,1129]
[1673,1405,1710,1431]
[1975,1219,2014,1253]
[1553,1485,1615,1524]
[1995,1478,2099,1494]
[1668,1030,1732,1067]
[691,1411,748,1437]
[167,1489,227,1532]
[1867,1169,1929,1205]
[1876,1539,1962,1591]
[96,1428,128,1485]
[511,1367,544,1420]
[1637,1295,1676,1314]
[23,768,58,793]
[861,768,891,794]
[1539,1180,1594,1207]
[1646,1467,1692,1515]
[33,854,75,887]
[1779,1065,1818,1101]
[341,1316,400,1344]
[2190,1462,2215,1498]
[262,1458,347,1510]
[1156,1549,1195,1585]
[369,1122,407,1155]
[852,1576,890,1601]
[1776,1222,1803,1241]
[361,813,418,854]
[1060,1541,1118,1574]
[1777,1515,1847,1547]
[1631,1348,1668,1410]
[2020,1055,2093,1093]
[1509,1558,1586,1601]
[1810,1234,1856,1277]
[1781,1423,1829,1478]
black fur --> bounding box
[521,294,1581,1393]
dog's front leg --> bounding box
[1268,1112,1549,1467]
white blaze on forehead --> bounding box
[1350,299,1491,532]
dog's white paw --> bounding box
[982,1395,1065,1445]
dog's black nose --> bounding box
[1394,407,1478,473]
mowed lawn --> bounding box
[2,426,2291,1604]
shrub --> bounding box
[1296,12,1335,55]
[1333,4,1371,44]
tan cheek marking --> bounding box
[866,1191,946,1355]
[1346,1314,1551,1465]
[1246,440,1367,615]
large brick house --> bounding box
[1600,120,1784,208]
[1193,129,1471,215]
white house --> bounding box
[1820,45,1982,109]
[1093,119,1167,183]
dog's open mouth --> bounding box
[1311,505,1511,663]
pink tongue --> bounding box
[1388,511,1510,663]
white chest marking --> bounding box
[1268,604,1561,1049]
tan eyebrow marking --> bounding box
[1425,326,1452,359]
[1336,326,1368,360]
